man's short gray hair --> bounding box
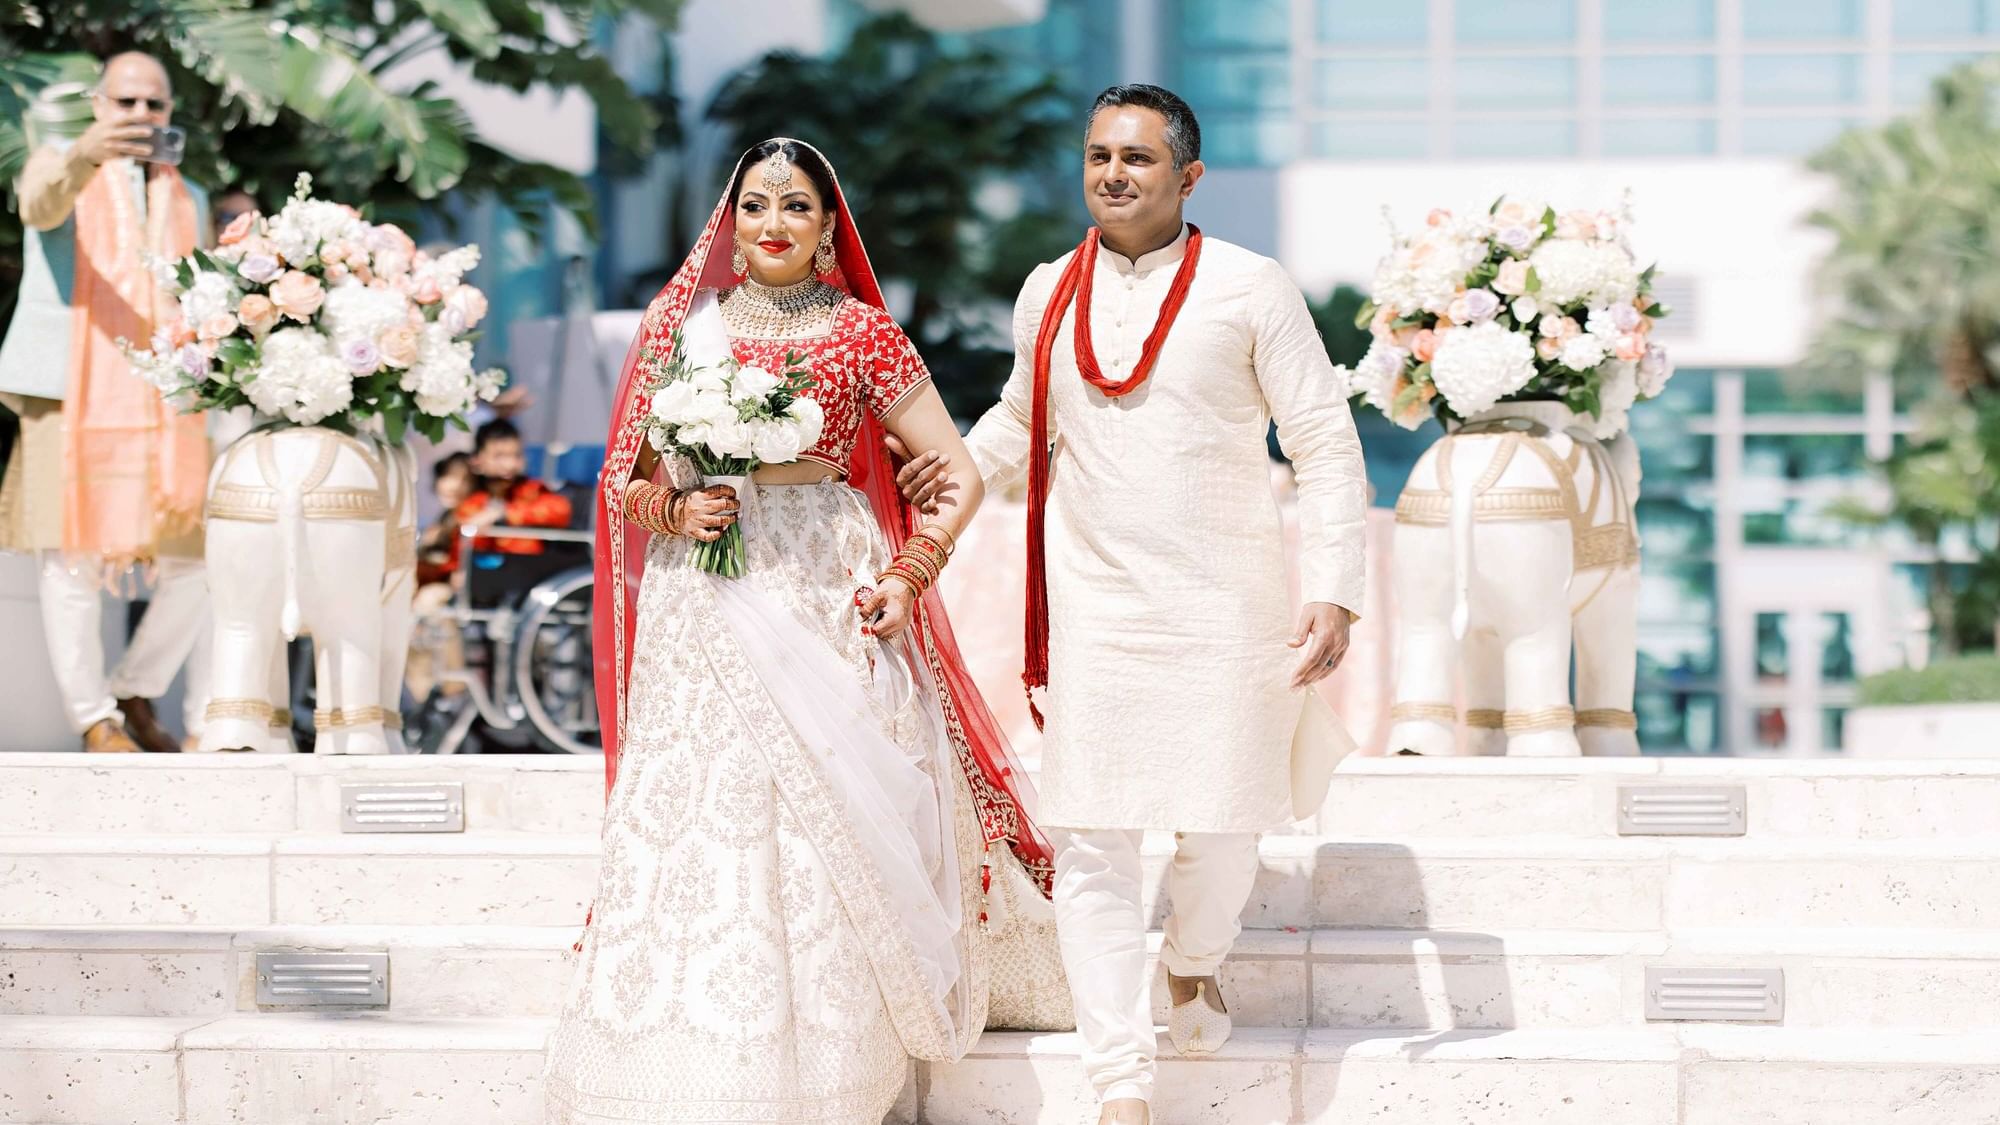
[1086,84,1202,170]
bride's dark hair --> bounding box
[730,139,837,206]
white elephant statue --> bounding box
[1387,401,1641,757]
[199,426,417,754]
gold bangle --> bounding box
[913,523,956,556]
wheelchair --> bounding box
[404,445,603,755]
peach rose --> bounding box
[1492,198,1544,229]
[1393,324,1421,348]
[325,263,351,285]
[1556,210,1599,240]
[443,284,488,332]
[1410,329,1439,363]
[1614,333,1647,361]
[198,313,238,341]
[410,277,443,305]
[218,211,257,247]
[1494,259,1533,296]
[1370,304,1397,342]
[372,250,410,281]
[269,270,326,322]
[237,294,279,334]
[368,223,417,260]
[1426,208,1452,227]
[378,325,420,369]
[1536,336,1563,361]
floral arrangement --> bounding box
[638,332,824,577]
[127,174,502,442]
[1351,196,1675,439]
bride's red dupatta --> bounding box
[589,140,1054,890]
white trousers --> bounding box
[38,552,210,736]
[1051,828,1261,1105]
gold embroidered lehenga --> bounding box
[544,141,1066,1125]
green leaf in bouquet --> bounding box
[1391,382,1425,415]
[382,396,409,445]
[176,260,195,289]
[1541,206,1557,236]
[1391,310,1428,330]
[1353,298,1378,331]
[1639,263,1658,286]
[448,413,470,432]
[1650,303,1672,319]
[416,414,447,443]
[1525,267,1541,293]
[1467,259,1498,289]
[216,337,256,371]
[1409,361,1433,385]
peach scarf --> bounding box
[61,159,206,565]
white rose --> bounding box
[649,381,700,426]
[729,364,783,405]
[689,366,729,395]
[676,421,713,449]
[1510,296,1540,325]
[750,418,807,464]
[787,395,826,445]
[704,418,755,460]
[687,387,738,425]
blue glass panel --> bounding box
[1604,0,1716,41]
[1318,0,1428,43]
[1182,0,1289,47]
[1452,118,1575,156]
[1741,53,1862,105]
[1311,119,1431,158]
[1180,54,1292,111]
[1201,113,1293,166]
[1741,0,1863,39]
[1893,52,1983,105]
[1603,55,1717,105]
[1456,0,1577,43]
[1314,58,1429,110]
[1892,0,2000,37]
[1601,116,1718,155]
[1454,57,1577,108]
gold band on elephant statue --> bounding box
[206,429,417,569]
[1393,426,1639,574]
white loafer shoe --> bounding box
[1166,978,1232,1055]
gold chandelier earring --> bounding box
[731,241,749,276]
[815,227,837,275]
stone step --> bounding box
[7,1016,1998,1125]
[9,923,2000,1033]
[10,831,2000,933]
[10,752,2000,842]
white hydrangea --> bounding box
[1637,343,1675,398]
[178,271,237,328]
[1589,359,1640,439]
[1527,239,1641,308]
[1354,340,1410,417]
[1557,332,1610,372]
[413,246,482,290]
[244,328,354,425]
[268,199,368,266]
[1429,321,1537,418]
[1373,231,1486,316]
[401,324,479,418]
[319,282,413,349]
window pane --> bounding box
[1823,707,1848,752]
[1182,0,1288,47]
[1315,58,1429,110]
[1742,0,1863,39]
[1453,118,1575,156]
[1742,433,1870,481]
[1893,0,2000,37]
[1201,113,1293,166]
[1752,706,1790,750]
[1180,54,1292,111]
[1636,689,1720,753]
[1454,57,1576,107]
[1636,497,1716,555]
[1312,119,1431,158]
[1740,114,1854,154]
[1603,55,1716,105]
[1755,612,1790,682]
[1605,0,1715,41]
[1602,116,1718,155]
[1893,52,1982,106]
[1319,0,1428,43]
[1742,367,1866,413]
[1742,53,1862,105]
[1640,562,1719,624]
[1456,0,1577,42]
[1638,624,1720,680]
[1819,612,1856,683]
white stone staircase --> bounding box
[4,753,2000,1123]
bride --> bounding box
[544,139,1063,1123]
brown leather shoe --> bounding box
[117,697,181,754]
[83,718,140,753]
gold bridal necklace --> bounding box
[721,275,841,339]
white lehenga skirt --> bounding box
[545,481,989,1125]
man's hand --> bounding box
[883,433,955,514]
[1288,602,1353,689]
[73,120,153,167]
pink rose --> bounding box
[1536,337,1563,361]
[411,277,443,305]
[325,263,351,285]
[378,325,420,369]
[1410,329,1439,363]
[1614,333,1647,361]
[1556,210,1600,240]
[1426,208,1452,227]
[1494,259,1533,296]
[269,270,326,322]
[1393,325,1421,349]
[321,243,347,265]
[443,285,488,332]
[198,313,238,341]
[373,250,410,281]
[368,223,417,259]
[1492,199,1544,229]
[218,211,257,247]
[237,294,279,334]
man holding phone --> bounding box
[0,51,212,754]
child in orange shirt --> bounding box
[456,419,572,554]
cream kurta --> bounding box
[966,228,1367,834]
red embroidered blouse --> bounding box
[726,297,931,476]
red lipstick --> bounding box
[759,240,792,253]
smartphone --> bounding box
[141,125,186,166]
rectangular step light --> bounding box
[1617,784,1746,836]
[255,951,390,1008]
[1645,966,1783,1022]
[340,780,465,833]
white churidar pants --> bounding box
[38,551,210,736]
[1051,827,1261,1105]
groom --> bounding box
[894,85,1366,1121]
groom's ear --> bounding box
[1179,159,1206,202]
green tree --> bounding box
[1308,282,1371,369]
[1809,56,2000,653]
[0,0,684,327]
[705,12,1075,418]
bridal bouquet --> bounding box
[125,173,503,443]
[638,332,823,577]
[1352,195,1675,439]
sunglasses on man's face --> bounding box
[99,95,171,113]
